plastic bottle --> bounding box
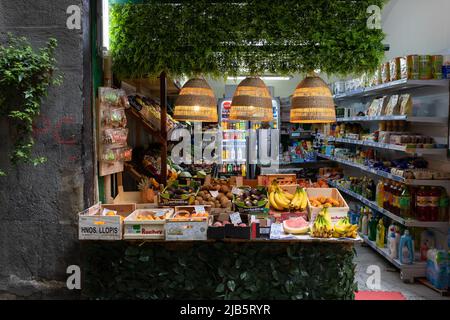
[362,210,369,236]
[429,187,440,222]
[368,214,378,242]
[416,186,428,221]
[399,230,414,265]
[383,181,391,211]
[376,219,386,248]
[420,230,436,262]
[368,179,377,202]
[439,188,449,222]
[387,224,398,259]
[376,179,384,207]
[399,185,412,219]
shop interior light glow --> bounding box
[102,0,110,51]
[227,76,293,81]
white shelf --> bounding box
[336,115,448,124]
[328,180,449,229]
[334,79,449,100]
[320,136,447,155]
[222,139,246,142]
[317,153,450,187]
[222,159,247,163]
[362,235,427,277]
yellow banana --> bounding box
[283,191,294,201]
[299,189,308,210]
[269,192,282,211]
[274,191,290,209]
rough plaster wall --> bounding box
[0,0,90,299]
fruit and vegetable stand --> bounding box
[80,238,359,300]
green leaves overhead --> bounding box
[82,242,357,300]
[110,0,386,79]
[0,34,61,175]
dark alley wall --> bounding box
[0,0,94,298]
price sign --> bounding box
[231,187,243,196]
[155,210,166,217]
[194,206,206,214]
[209,190,219,198]
[229,212,242,225]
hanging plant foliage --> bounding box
[0,34,62,176]
[110,0,387,79]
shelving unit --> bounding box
[336,115,448,124]
[362,235,427,283]
[318,136,447,155]
[323,78,450,284]
[317,153,450,187]
[328,180,448,229]
[333,79,449,100]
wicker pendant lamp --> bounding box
[229,76,273,122]
[173,77,218,122]
[290,73,336,123]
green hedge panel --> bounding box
[82,242,357,300]
[110,0,386,78]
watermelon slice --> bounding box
[283,217,310,235]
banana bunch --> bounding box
[269,187,292,211]
[289,187,308,211]
[333,217,358,238]
[311,208,334,238]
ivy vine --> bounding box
[110,0,387,79]
[0,34,62,176]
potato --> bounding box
[220,185,230,193]
[226,192,233,200]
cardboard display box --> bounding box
[123,208,174,240]
[78,203,136,240]
[165,206,212,241]
[306,188,349,224]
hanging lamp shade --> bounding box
[173,78,218,122]
[229,76,273,122]
[290,74,336,123]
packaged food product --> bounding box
[385,95,400,115]
[400,56,408,79]
[390,57,401,81]
[431,55,443,79]
[419,55,432,80]
[102,108,127,128]
[381,62,391,83]
[101,147,133,162]
[103,128,129,146]
[407,55,420,79]
[399,94,412,115]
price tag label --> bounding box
[231,187,243,196]
[209,190,219,198]
[194,206,206,213]
[155,210,166,217]
[229,212,242,225]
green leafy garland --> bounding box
[0,34,62,176]
[110,0,386,79]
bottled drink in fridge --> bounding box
[439,188,449,222]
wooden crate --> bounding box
[165,206,212,241]
[78,203,136,240]
[305,188,349,225]
[123,208,174,240]
[258,174,297,187]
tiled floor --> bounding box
[354,244,449,300]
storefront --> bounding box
[78,0,450,299]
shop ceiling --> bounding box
[107,0,387,79]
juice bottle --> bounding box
[376,219,386,248]
[368,179,377,202]
[383,181,391,211]
[399,185,412,219]
[429,187,440,222]
[391,183,399,215]
[241,164,246,177]
[416,186,428,221]
[376,179,384,207]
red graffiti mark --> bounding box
[32,115,51,138]
[53,116,77,145]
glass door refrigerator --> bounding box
[218,99,248,178]
[217,98,280,179]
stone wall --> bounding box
[0,0,93,299]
